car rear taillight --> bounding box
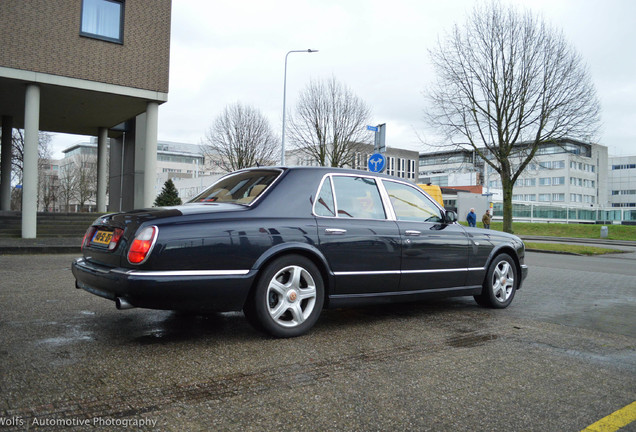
[81,227,97,251]
[108,228,124,251]
[127,226,158,264]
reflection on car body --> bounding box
[72,167,528,337]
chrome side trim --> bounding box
[402,268,468,274]
[112,269,251,277]
[334,267,486,276]
[334,270,401,276]
[468,267,486,272]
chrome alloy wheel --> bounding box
[491,260,515,303]
[266,265,317,328]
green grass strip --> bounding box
[524,242,625,255]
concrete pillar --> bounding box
[1,116,13,211]
[108,123,135,212]
[133,113,146,209]
[22,84,40,238]
[96,127,108,212]
[143,102,158,208]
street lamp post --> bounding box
[281,49,318,166]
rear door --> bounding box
[315,174,401,295]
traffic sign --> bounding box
[367,125,378,132]
[367,153,386,173]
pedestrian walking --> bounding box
[482,209,491,229]
[466,208,477,227]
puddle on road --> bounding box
[35,324,94,346]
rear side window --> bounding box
[189,170,280,205]
[315,177,336,217]
[331,176,386,220]
[384,180,442,222]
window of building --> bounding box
[80,0,124,43]
[552,193,565,202]
[539,161,552,169]
[397,158,405,178]
[538,194,551,202]
[552,177,565,185]
[407,159,416,180]
[539,177,551,186]
[553,160,565,169]
[386,157,395,176]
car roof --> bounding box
[238,166,409,182]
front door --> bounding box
[382,180,470,291]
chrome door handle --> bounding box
[405,230,421,236]
[325,228,347,235]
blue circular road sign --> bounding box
[367,153,386,173]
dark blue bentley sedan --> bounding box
[72,167,528,337]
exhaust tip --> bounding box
[115,297,135,310]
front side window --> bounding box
[331,176,386,220]
[384,181,442,223]
[81,0,124,43]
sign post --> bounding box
[367,124,386,153]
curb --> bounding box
[0,246,81,255]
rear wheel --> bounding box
[245,255,324,338]
[474,253,517,308]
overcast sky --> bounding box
[51,0,636,159]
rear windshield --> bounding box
[189,169,281,205]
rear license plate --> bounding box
[92,230,113,245]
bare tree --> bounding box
[425,2,600,233]
[288,77,372,167]
[203,103,278,173]
[4,129,52,184]
[72,153,97,211]
[38,158,59,212]
[58,161,77,212]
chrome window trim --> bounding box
[246,168,285,207]
[187,168,284,207]
[312,175,337,217]
[377,178,445,221]
[312,172,391,221]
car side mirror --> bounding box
[444,210,457,224]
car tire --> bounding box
[245,254,324,338]
[474,253,517,309]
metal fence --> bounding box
[492,202,636,223]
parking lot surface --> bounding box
[0,252,634,431]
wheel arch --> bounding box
[484,244,522,288]
[244,243,334,308]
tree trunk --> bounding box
[501,176,514,233]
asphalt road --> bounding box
[0,252,634,431]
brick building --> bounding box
[0,0,172,237]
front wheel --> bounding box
[474,253,517,308]
[244,255,324,338]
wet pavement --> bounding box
[0,252,634,431]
